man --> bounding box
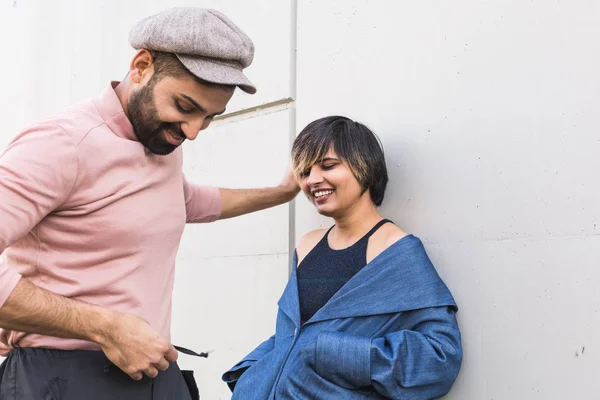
[0,7,298,399]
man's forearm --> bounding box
[0,278,113,345]
[218,186,297,220]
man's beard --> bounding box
[127,81,186,155]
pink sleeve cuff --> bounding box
[184,184,222,223]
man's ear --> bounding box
[129,49,155,84]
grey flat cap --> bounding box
[130,7,256,94]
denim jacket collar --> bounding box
[278,234,457,328]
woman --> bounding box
[222,116,462,399]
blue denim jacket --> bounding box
[223,235,462,399]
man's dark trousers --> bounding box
[0,347,198,400]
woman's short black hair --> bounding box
[292,116,389,206]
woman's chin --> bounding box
[314,204,336,217]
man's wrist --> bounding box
[85,307,117,346]
[277,183,300,203]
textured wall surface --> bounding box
[1,1,599,398]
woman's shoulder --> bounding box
[295,229,328,267]
[367,222,410,263]
[383,222,410,245]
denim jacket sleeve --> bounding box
[222,335,276,391]
[304,306,462,399]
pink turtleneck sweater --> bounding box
[0,82,221,354]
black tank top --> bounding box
[297,219,392,325]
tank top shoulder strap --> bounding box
[361,219,393,242]
[314,225,336,247]
[323,224,336,238]
[297,225,335,267]
[308,225,336,251]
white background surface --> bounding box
[1,1,599,398]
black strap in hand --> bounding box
[174,345,210,358]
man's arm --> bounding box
[217,167,300,220]
[0,124,175,380]
[218,186,297,220]
[0,279,111,342]
[184,166,300,222]
[0,278,177,380]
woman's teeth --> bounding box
[314,190,333,198]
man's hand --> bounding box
[278,165,301,202]
[217,163,301,220]
[97,312,177,380]
[0,279,177,381]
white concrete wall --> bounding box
[1,1,599,399]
